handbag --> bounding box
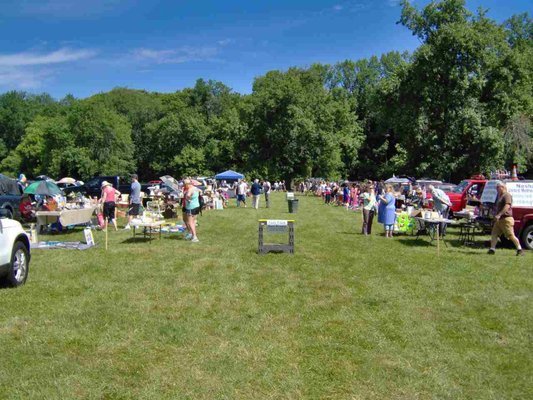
[97,213,105,228]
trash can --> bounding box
[288,199,299,213]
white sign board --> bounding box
[508,182,533,207]
[480,181,533,207]
[84,227,95,247]
[266,219,288,233]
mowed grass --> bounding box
[0,193,531,399]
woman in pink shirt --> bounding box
[101,181,121,231]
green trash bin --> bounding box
[288,199,299,213]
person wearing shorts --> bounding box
[236,180,247,207]
[101,181,121,231]
[124,174,142,230]
[182,179,201,242]
[488,181,524,256]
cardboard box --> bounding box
[410,209,423,218]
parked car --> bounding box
[435,182,457,192]
[446,176,487,214]
[415,179,442,188]
[0,215,30,287]
[0,174,23,220]
[57,181,85,196]
[35,175,54,182]
[479,179,533,250]
[74,176,151,198]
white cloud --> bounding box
[0,48,97,67]
[0,67,53,89]
[0,47,97,90]
[132,46,219,64]
[333,5,344,11]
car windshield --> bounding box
[452,180,469,194]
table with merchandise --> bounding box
[35,206,96,232]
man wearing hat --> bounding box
[124,174,142,230]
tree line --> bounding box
[0,0,531,185]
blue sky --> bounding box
[0,0,530,99]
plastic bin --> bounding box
[288,199,299,213]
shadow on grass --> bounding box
[163,235,186,241]
[0,280,13,290]
[452,249,490,255]
[121,237,153,244]
[446,239,487,249]
[396,238,433,247]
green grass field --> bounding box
[1,193,531,399]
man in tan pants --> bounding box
[488,181,524,256]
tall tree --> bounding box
[394,0,530,180]
[249,67,363,185]
[93,88,164,179]
[0,91,60,159]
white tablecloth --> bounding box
[36,207,96,230]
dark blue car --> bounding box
[0,174,22,220]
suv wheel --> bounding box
[521,225,533,251]
[2,207,13,219]
[7,241,29,287]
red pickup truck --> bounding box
[446,177,487,214]
[480,180,533,250]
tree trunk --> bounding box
[284,175,293,191]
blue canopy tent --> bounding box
[215,170,244,181]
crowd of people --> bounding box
[13,171,526,256]
[97,176,286,242]
[307,180,450,238]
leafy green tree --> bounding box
[172,145,208,176]
[93,88,164,179]
[349,52,410,178]
[500,13,533,172]
[1,1,531,181]
[1,100,134,179]
[0,91,60,152]
[249,67,363,185]
[394,0,530,180]
[0,115,69,177]
[184,79,250,174]
[144,106,209,177]
[68,100,135,177]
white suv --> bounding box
[0,217,30,287]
